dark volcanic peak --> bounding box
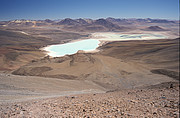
[44,19,54,23]
[93,18,120,29]
[106,17,117,22]
[145,26,166,31]
[92,18,130,31]
[106,17,132,25]
[56,18,80,25]
[94,18,111,25]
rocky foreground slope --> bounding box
[0,82,179,117]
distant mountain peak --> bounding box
[45,19,53,23]
[145,26,167,31]
[56,18,79,25]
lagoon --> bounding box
[44,33,166,57]
[44,39,100,57]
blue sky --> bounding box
[0,0,179,21]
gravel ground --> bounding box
[0,82,179,118]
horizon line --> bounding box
[0,17,179,22]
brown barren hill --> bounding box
[144,26,167,31]
[0,29,89,71]
[12,38,179,91]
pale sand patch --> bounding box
[14,31,30,35]
[19,31,29,35]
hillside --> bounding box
[0,29,89,70]
[12,38,179,91]
[100,38,179,71]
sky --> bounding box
[0,0,179,21]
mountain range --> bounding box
[0,18,178,32]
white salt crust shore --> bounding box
[41,32,168,57]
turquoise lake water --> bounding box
[44,33,166,57]
[45,39,100,57]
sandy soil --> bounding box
[0,72,105,104]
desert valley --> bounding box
[0,17,179,117]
